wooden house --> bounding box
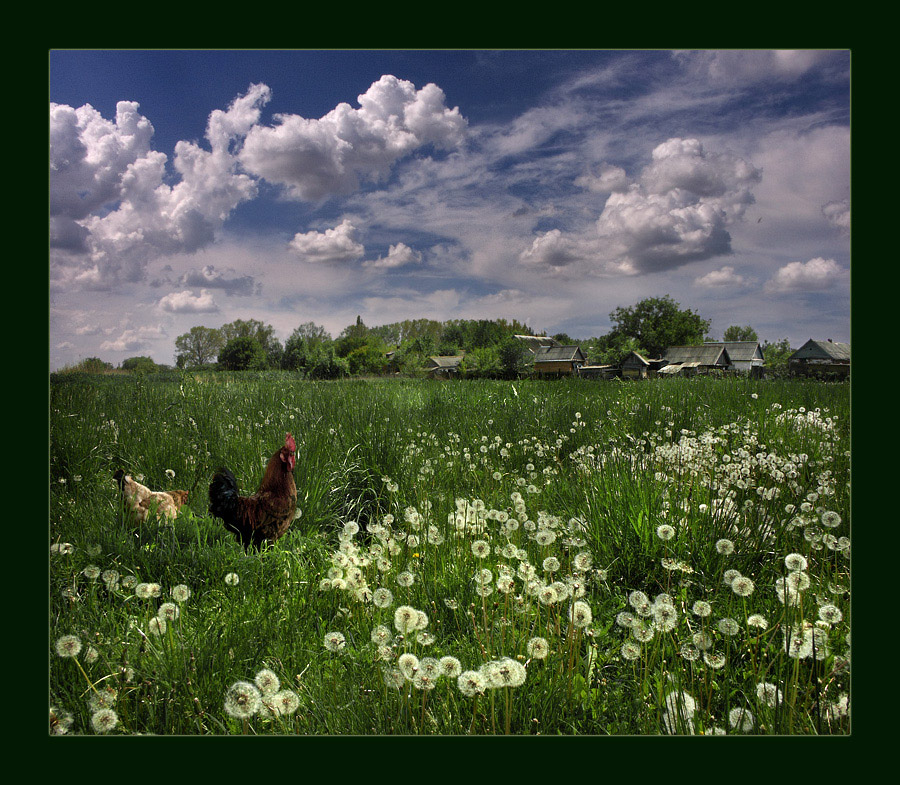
[788,339,850,378]
[424,355,465,378]
[704,341,765,376]
[660,344,732,376]
[620,351,651,379]
[532,345,586,377]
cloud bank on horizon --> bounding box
[49,49,850,369]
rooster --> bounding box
[209,433,298,550]
[114,470,189,523]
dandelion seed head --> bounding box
[91,708,119,733]
[728,706,754,732]
[731,576,755,596]
[716,539,735,555]
[656,524,676,541]
[784,553,808,572]
[692,600,712,618]
[323,631,346,652]
[398,652,419,681]
[620,640,642,661]
[254,668,280,695]
[747,613,768,629]
[756,682,783,707]
[457,669,486,697]
[439,656,462,678]
[55,634,82,658]
[224,681,261,718]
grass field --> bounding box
[49,372,850,735]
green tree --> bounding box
[218,336,269,371]
[282,322,332,371]
[497,335,531,379]
[723,325,759,342]
[588,334,648,366]
[174,325,225,368]
[608,295,710,359]
[460,345,500,378]
[120,356,158,374]
[335,315,370,358]
[762,338,794,375]
[220,318,282,368]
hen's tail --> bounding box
[113,469,126,491]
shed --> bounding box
[788,339,850,378]
[704,341,765,376]
[532,345,586,377]
[579,364,619,380]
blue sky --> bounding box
[49,49,850,369]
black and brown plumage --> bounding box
[208,433,298,550]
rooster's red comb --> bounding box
[285,433,296,452]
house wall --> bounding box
[534,361,577,375]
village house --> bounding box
[788,339,850,378]
[532,345,587,377]
[704,341,765,377]
[659,344,732,376]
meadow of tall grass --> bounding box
[49,372,850,735]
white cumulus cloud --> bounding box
[289,219,366,263]
[99,325,166,352]
[157,289,219,313]
[764,257,843,293]
[50,84,272,284]
[239,75,467,201]
[694,265,746,288]
[363,242,423,269]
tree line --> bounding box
[60,296,797,377]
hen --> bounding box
[114,470,189,523]
[209,433,298,550]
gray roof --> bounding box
[533,345,586,363]
[622,351,650,366]
[426,355,464,368]
[790,339,850,362]
[664,345,730,366]
[705,341,763,362]
[514,334,560,352]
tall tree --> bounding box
[218,336,268,371]
[723,325,759,342]
[219,318,281,367]
[174,325,225,368]
[608,296,710,358]
[281,321,332,371]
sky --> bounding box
[49,49,851,370]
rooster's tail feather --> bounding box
[209,467,240,520]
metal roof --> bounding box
[664,345,730,365]
[705,341,763,362]
[790,339,850,362]
[533,345,586,363]
[514,335,560,352]
[427,355,464,368]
